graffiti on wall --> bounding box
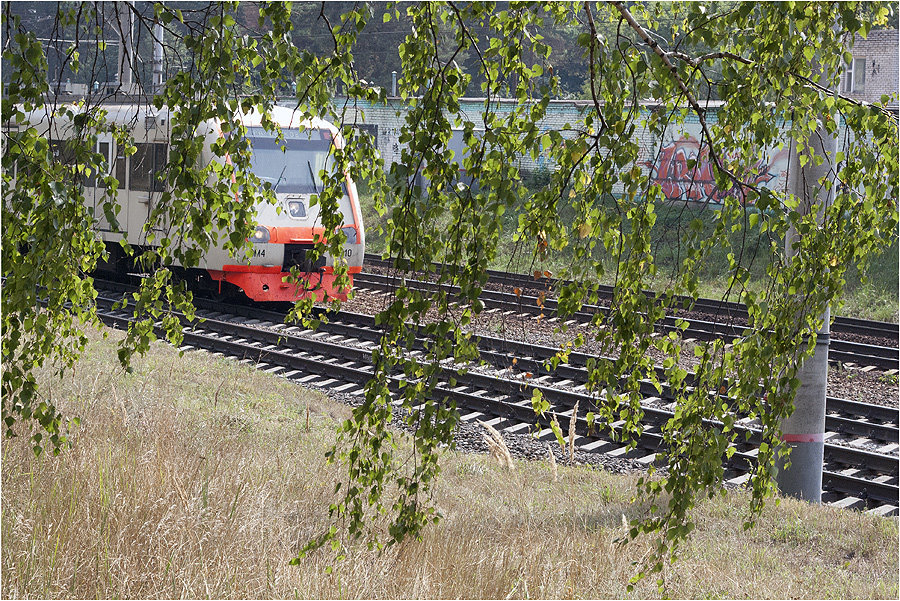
[643,136,789,204]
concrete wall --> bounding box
[333,97,790,205]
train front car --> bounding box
[206,108,365,302]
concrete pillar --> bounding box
[115,2,135,93]
[152,19,164,95]
[776,107,838,503]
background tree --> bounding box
[3,0,897,585]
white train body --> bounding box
[20,103,364,302]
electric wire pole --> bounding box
[776,86,838,503]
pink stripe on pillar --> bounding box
[781,433,825,443]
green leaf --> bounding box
[549,416,565,448]
[748,212,759,228]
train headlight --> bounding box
[250,226,270,243]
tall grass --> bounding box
[3,328,897,598]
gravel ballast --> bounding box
[340,287,899,408]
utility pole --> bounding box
[152,18,164,95]
[115,1,136,95]
[776,88,838,503]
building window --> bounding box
[842,57,866,93]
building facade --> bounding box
[842,29,899,107]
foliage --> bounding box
[2,0,897,587]
[2,1,379,448]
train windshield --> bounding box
[247,134,333,195]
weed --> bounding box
[479,420,515,471]
[600,484,614,504]
[877,373,898,386]
[547,445,559,483]
[771,520,816,545]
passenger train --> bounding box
[14,103,364,302]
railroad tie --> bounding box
[503,422,531,434]
[459,411,484,422]
[867,504,899,517]
[831,496,866,510]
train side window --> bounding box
[85,141,110,188]
[129,143,153,191]
[153,143,167,191]
[84,158,94,188]
[115,145,127,189]
[49,140,74,166]
[95,142,111,188]
[129,142,167,192]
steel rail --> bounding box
[303,310,899,446]
[180,293,900,437]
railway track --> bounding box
[354,268,900,372]
[364,254,900,343]
[92,278,899,515]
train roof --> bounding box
[9,102,341,140]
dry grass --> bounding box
[479,420,515,471]
[2,326,897,599]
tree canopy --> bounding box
[2,0,897,585]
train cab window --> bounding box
[287,199,306,218]
[129,142,167,192]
